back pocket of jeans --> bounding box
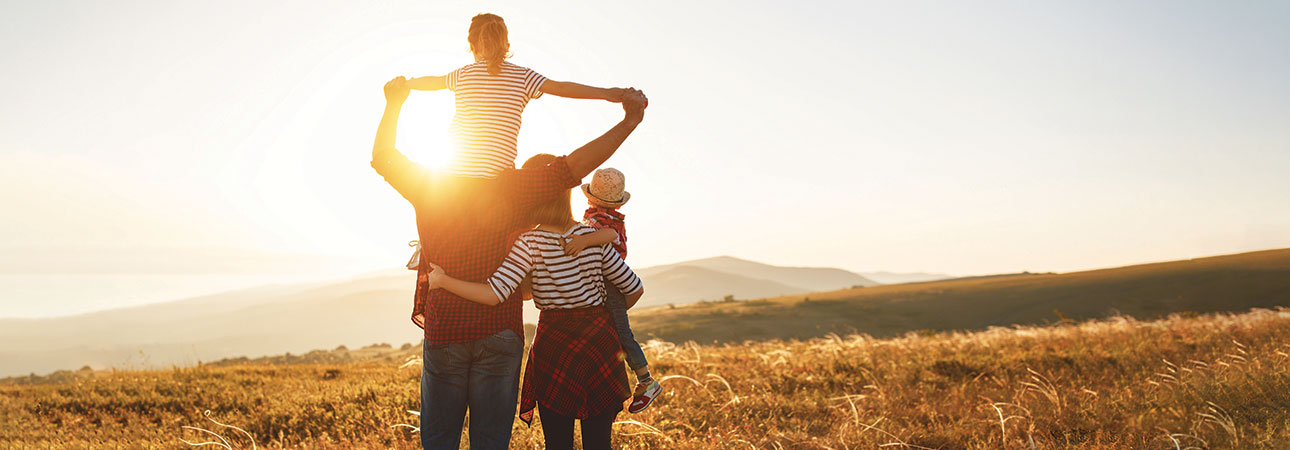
[482,329,522,357]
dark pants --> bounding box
[420,329,523,450]
[538,403,616,450]
[602,281,649,372]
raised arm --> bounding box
[540,80,624,101]
[373,77,409,160]
[371,77,430,203]
[407,75,448,91]
[564,89,648,179]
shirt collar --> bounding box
[584,206,624,220]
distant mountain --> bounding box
[857,271,952,285]
[0,256,887,376]
[0,271,424,378]
[629,249,1290,344]
[637,256,878,306]
[634,265,811,307]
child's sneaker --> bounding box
[628,379,661,413]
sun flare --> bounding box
[395,95,456,170]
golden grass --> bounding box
[4,307,1290,449]
[630,248,1290,344]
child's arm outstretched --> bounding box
[563,228,620,256]
[406,75,448,91]
[541,80,626,102]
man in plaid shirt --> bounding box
[371,76,647,450]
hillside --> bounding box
[0,271,426,378]
[636,256,879,307]
[5,307,1289,448]
[630,248,1290,343]
[0,256,878,377]
[7,249,1287,378]
[632,265,810,307]
[856,270,952,284]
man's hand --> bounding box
[384,76,410,105]
[412,313,425,329]
[622,88,647,123]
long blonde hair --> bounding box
[468,13,510,76]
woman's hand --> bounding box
[425,262,447,290]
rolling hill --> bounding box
[632,265,810,307]
[0,271,425,378]
[5,249,1288,377]
[0,256,876,377]
[628,248,1290,343]
[635,256,878,306]
[855,270,952,284]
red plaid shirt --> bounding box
[583,206,627,259]
[372,149,579,344]
[519,306,630,424]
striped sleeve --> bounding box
[524,68,547,99]
[600,244,642,296]
[487,237,535,303]
[446,67,462,91]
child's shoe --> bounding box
[628,379,661,413]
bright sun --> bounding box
[395,93,456,170]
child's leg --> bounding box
[602,279,650,378]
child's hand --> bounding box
[564,235,595,256]
[425,262,447,289]
[384,76,410,104]
[605,87,627,103]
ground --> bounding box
[3,308,1290,449]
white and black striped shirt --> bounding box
[487,224,644,310]
[445,61,547,178]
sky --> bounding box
[2,1,1289,317]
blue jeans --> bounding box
[603,281,649,372]
[420,328,523,450]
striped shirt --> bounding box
[445,61,547,178]
[487,224,644,310]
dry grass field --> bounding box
[630,249,1290,343]
[4,307,1290,449]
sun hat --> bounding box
[581,168,630,208]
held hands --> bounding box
[384,76,410,104]
[621,88,647,121]
[605,87,627,103]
